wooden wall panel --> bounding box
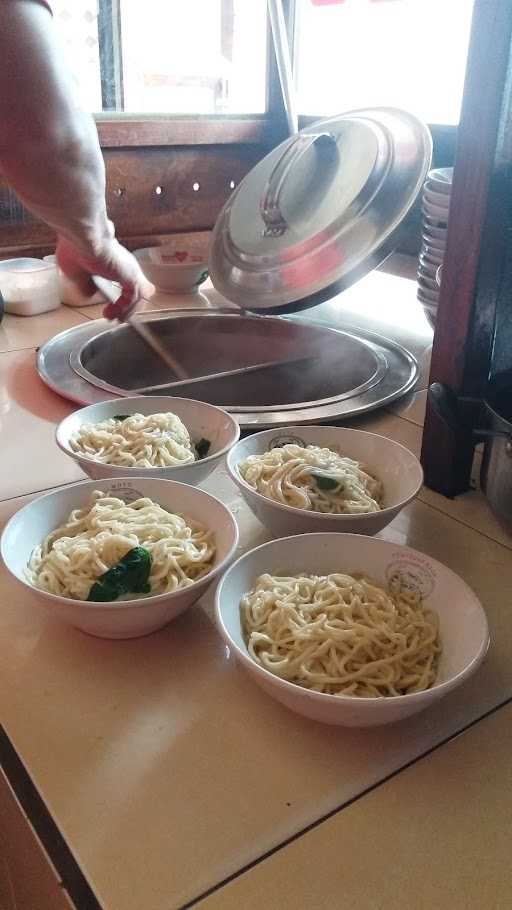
[0,768,76,910]
[96,117,269,147]
[0,143,267,258]
[103,144,264,235]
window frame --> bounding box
[95,116,272,148]
[93,0,457,163]
[92,0,291,150]
[0,0,459,259]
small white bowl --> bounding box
[134,246,208,294]
[417,257,439,275]
[417,272,439,293]
[56,396,240,484]
[422,224,447,241]
[422,302,438,330]
[419,247,444,266]
[422,203,449,224]
[423,187,450,209]
[215,533,489,726]
[421,232,446,251]
[1,477,238,639]
[417,285,440,304]
[426,167,453,194]
[417,263,438,283]
[227,426,423,537]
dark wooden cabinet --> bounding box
[0,768,76,910]
[421,0,512,496]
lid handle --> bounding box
[260,131,337,237]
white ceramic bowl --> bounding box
[421,232,446,250]
[422,302,438,330]
[227,426,423,537]
[417,284,439,304]
[426,167,453,194]
[423,187,450,209]
[216,533,489,726]
[420,247,444,266]
[422,203,449,224]
[134,246,208,294]
[56,396,240,484]
[417,272,439,293]
[418,258,439,276]
[423,223,447,238]
[422,223,447,240]
[417,262,438,282]
[1,477,238,639]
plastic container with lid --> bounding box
[0,258,60,316]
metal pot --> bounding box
[480,378,512,525]
[428,380,512,527]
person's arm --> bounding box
[0,0,154,318]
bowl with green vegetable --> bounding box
[227,425,423,537]
[1,476,239,639]
[56,396,240,485]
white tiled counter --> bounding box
[195,702,512,910]
[0,264,511,910]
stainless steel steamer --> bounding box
[38,309,418,428]
[38,107,432,428]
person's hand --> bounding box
[0,3,155,322]
[56,233,155,320]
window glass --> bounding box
[52,0,103,111]
[52,0,268,115]
[121,0,267,114]
[296,0,475,124]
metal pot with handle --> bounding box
[428,379,512,527]
[481,378,512,525]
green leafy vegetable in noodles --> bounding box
[310,471,341,492]
[87,546,152,602]
[195,438,211,459]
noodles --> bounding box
[69,412,197,468]
[27,491,215,601]
[241,572,440,697]
[238,444,383,514]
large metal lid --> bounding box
[209,107,432,313]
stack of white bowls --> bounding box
[417,167,453,327]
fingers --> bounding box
[56,235,155,318]
[101,267,155,322]
[67,270,97,299]
[56,239,97,298]
[103,291,138,322]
